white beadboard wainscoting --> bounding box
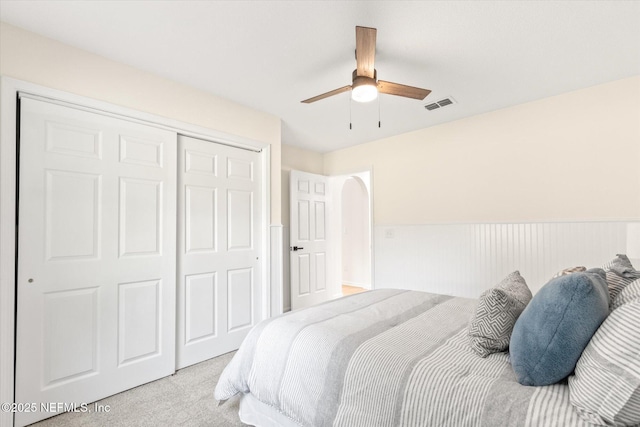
[375,222,638,298]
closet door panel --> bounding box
[45,170,101,260]
[15,97,177,427]
[185,272,217,343]
[185,185,217,252]
[177,135,262,369]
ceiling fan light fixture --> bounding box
[301,27,431,104]
[351,76,378,103]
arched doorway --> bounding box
[341,176,371,295]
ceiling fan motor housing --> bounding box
[352,69,377,84]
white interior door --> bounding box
[15,97,177,426]
[290,170,330,310]
[177,135,262,369]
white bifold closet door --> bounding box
[15,97,177,427]
[176,135,262,369]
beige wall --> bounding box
[280,143,324,226]
[324,76,640,224]
[0,22,282,223]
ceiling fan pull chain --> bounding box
[349,96,353,130]
[378,95,381,128]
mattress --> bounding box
[215,289,595,426]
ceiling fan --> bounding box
[301,26,432,104]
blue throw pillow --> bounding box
[510,269,609,386]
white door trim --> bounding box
[269,224,284,316]
[17,92,265,153]
[0,77,272,426]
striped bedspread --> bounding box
[215,289,594,426]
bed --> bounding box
[215,288,597,426]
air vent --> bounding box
[424,97,456,111]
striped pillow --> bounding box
[611,278,640,311]
[468,271,532,358]
[601,254,640,305]
[569,299,640,426]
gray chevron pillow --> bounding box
[468,271,532,358]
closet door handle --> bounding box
[291,246,304,251]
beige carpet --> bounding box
[30,351,245,427]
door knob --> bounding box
[291,246,304,251]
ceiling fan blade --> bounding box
[301,85,352,104]
[377,80,431,100]
[355,26,376,78]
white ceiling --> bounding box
[1,1,639,153]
